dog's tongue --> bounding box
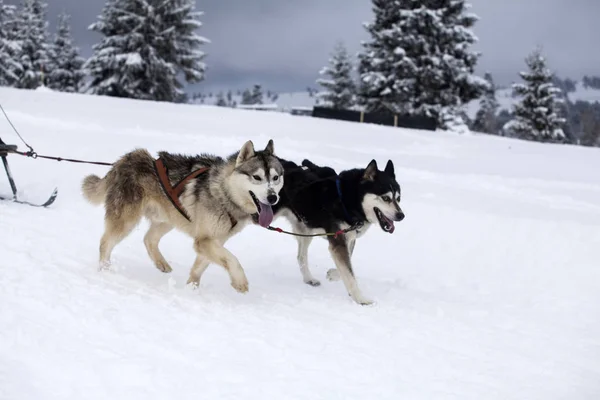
[258,202,274,228]
[383,215,395,234]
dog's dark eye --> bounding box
[381,195,391,202]
[396,197,400,203]
[273,175,279,181]
[252,175,262,181]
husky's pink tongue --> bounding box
[258,202,274,228]
[383,214,395,233]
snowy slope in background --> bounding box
[193,81,600,119]
[191,90,320,111]
[1,87,599,400]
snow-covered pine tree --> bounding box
[162,0,209,87]
[316,41,356,109]
[83,0,157,99]
[503,48,566,142]
[241,89,252,105]
[357,0,414,114]
[84,0,209,102]
[47,12,84,92]
[13,0,52,89]
[358,0,487,129]
[472,72,499,134]
[250,84,263,104]
[0,0,21,86]
[421,0,488,130]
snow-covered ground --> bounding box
[1,87,599,400]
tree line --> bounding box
[315,0,599,146]
[0,0,206,102]
[1,0,598,146]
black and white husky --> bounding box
[272,158,404,305]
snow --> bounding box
[1,86,600,400]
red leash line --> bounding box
[266,225,357,238]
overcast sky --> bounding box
[9,0,600,93]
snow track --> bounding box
[0,87,599,399]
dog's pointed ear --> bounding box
[236,140,255,166]
[363,159,378,181]
[384,159,395,178]
[264,139,275,155]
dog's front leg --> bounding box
[326,234,356,281]
[327,236,373,305]
[193,238,249,293]
[296,235,320,286]
[348,237,356,257]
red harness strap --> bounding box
[154,157,209,222]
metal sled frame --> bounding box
[0,138,57,207]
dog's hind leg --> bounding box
[193,238,249,293]
[186,255,210,288]
[144,222,174,273]
[296,235,320,286]
[99,210,140,270]
[327,236,373,305]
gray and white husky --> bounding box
[272,157,405,305]
[81,139,283,293]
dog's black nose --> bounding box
[267,194,278,205]
[396,212,405,221]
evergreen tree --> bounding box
[472,72,499,134]
[241,89,252,104]
[13,0,52,89]
[357,0,403,113]
[503,48,566,142]
[250,84,263,104]
[358,0,487,129]
[316,41,356,109]
[215,91,226,106]
[495,109,512,136]
[165,0,208,85]
[582,75,600,90]
[84,0,209,102]
[0,0,21,86]
[47,12,84,92]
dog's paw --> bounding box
[358,298,375,306]
[351,294,375,306]
[304,278,321,287]
[326,268,341,281]
[186,277,200,289]
[155,260,173,273]
[231,278,249,293]
[98,260,111,271]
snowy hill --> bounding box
[1,87,599,400]
[194,81,600,120]
[191,90,320,112]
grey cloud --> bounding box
[6,0,600,92]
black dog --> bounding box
[272,157,404,305]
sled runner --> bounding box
[0,137,58,208]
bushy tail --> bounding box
[82,174,107,205]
